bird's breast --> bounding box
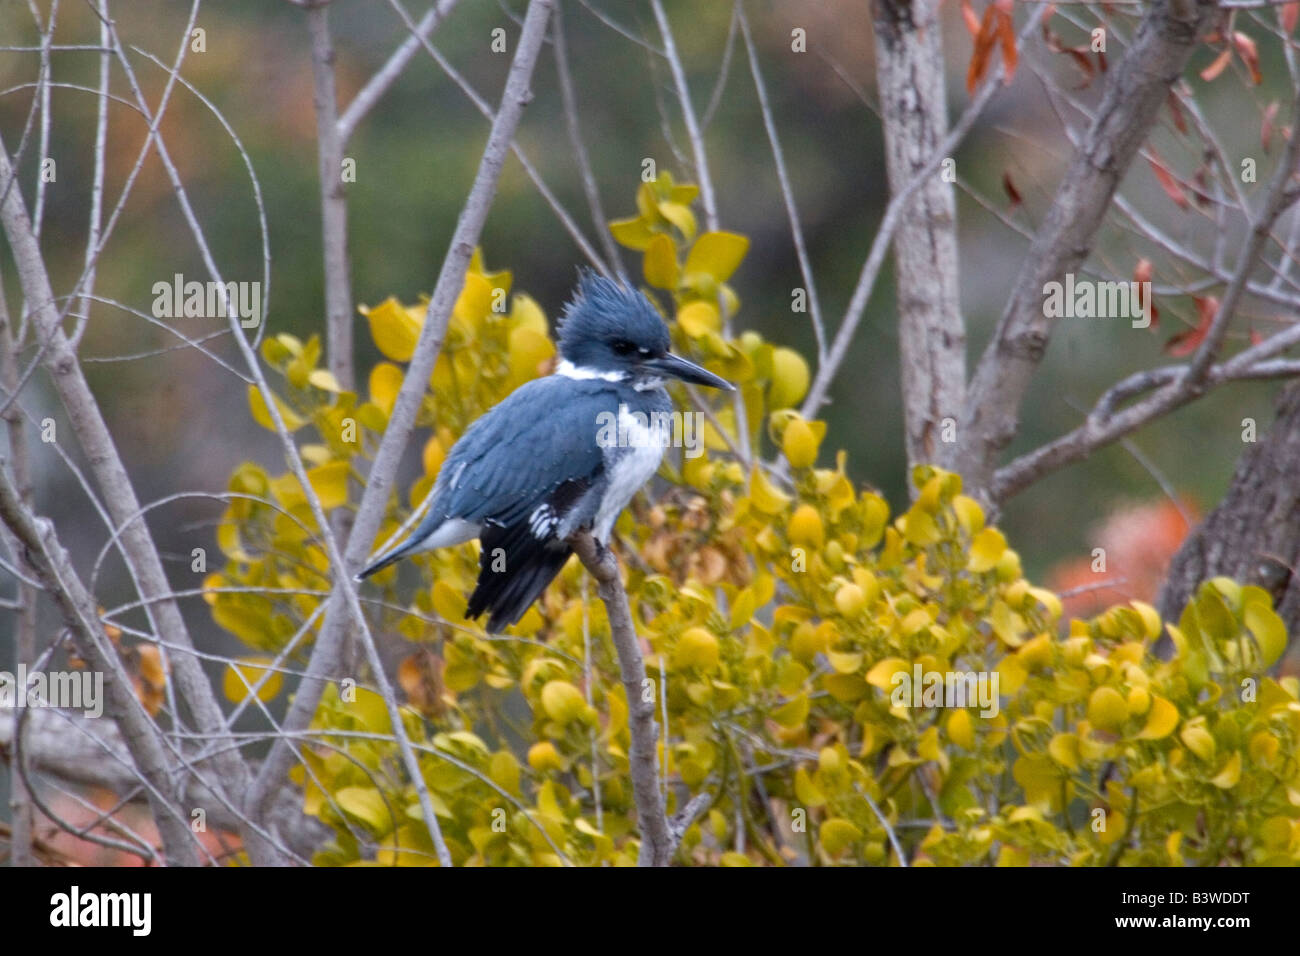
[591,402,669,541]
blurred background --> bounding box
[0,0,1289,738]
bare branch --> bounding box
[569,531,676,866]
[0,466,198,865]
[959,0,1218,497]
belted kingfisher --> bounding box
[357,272,734,631]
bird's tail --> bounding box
[354,541,414,581]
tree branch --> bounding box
[958,0,1218,498]
[0,464,198,865]
[568,531,677,866]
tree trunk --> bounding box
[1158,382,1300,639]
[873,0,965,475]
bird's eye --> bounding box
[611,340,637,356]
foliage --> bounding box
[205,178,1300,866]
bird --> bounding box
[356,271,735,632]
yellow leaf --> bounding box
[528,741,565,772]
[967,528,1007,573]
[769,347,810,409]
[827,650,863,675]
[819,817,863,856]
[1209,751,1242,789]
[335,786,395,834]
[674,628,721,671]
[1048,732,1080,769]
[608,216,656,250]
[952,494,986,533]
[794,766,826,806]
[1180,717,1216,762]
[423,435,446,478]
[683,231,750,283]
[1135,695,1179,740]
[222,656,283,704]
[677,300,720,337]
[787,505,824,548]
[366,298,422,361]
[247,385,305,432]
[866,657,908,690]
[1087,686,1128,732]
[750,468,792,515]
[948,709,975,749]
[773,693,809,728]
[369,362,403,417]
[643,234,680,289]
[1244,601,1287,668]
[308,369,341,392]
[657,201,697,240]
[306,460,350,510]
[507,325,555,384]
[782,417,820,468]
[540,680,587,723]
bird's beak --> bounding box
[647,352,736,391]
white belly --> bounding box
[592,408,666,542]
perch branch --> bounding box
[569,531,678,866]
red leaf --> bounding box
[1148,154,1190,210]
[1044,27,1095,87]
[1200,46,1232,82]
[1250,328,1264,346]
[1232,32,1263,85]
[1284,1,1299,35]
[1263,100,1280,152]
[1165,296,1217,356]
[1002,171,1023,208]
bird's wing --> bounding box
[432,376,614,528]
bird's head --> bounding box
[556,272,735,391]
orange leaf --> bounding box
[1165,296,1217,356]
[966,5,999,93]
[1200,46,1232,82]
[1232,32,1262,85]
[961,0,981,37]
[1148,155,1189,210]
[997,7,1018,82]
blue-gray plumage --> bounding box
[357,272,734,631]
